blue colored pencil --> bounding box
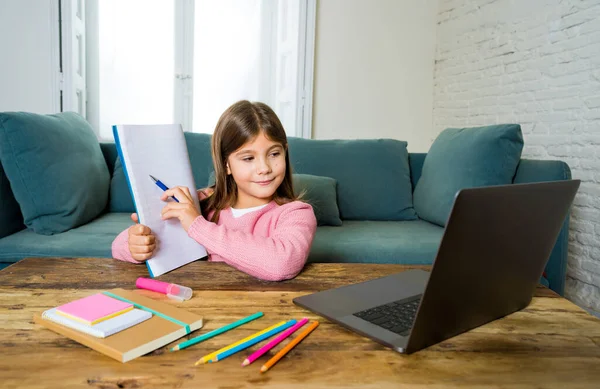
[170,312,264,352]
[209,319,297,362]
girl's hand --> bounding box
[161,186,201,231]
[197,187,214,200]
[128,214,156,262]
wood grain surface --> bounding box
[1,258,599,389]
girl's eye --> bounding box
[270,152,281,157]
[242,157,254,162]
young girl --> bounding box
[111,100,317,281]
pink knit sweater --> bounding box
[111,200,317,281]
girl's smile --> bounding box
[254,178,275,186]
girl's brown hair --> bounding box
[200,100,297,222]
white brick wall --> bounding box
[433,0,600,313]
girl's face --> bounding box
[227,131,286,208]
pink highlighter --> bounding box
[136,277,193,301]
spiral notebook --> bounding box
[113,124,207,277]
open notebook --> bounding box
[113,124,207,277]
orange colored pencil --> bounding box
[260,321,319,373]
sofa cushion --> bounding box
[184,132,215,191]
[0,212,132,263]
[0,214,442,265]
[288,138,417,221]
[109,158,134,212]
[0,161,24,238]
[293,174,342,226]
[308,220,444,264]
[0,112,110,235]
[413,124,523,227]
[110,132,213,212]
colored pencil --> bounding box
[260,321,319,373]
[194,320,286,366]
[209,320,297,362]
[242,318,309,366]
[170,312,263,352]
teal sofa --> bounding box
[0,132,572,295]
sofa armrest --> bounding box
[513,159,572,296]
[513,159,571,183]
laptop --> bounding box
[293,180,580,354]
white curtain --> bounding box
[192,0,269,134]
[96,0,305,139]
[98,0,175,139]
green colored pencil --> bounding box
[170,312,263,352]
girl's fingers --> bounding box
[161,202,190,215]
[162,202,187,209]
[132,252,153,262]
[131,213,139,223]
[161,207,193,220]
[180,186,193,198]
[161,209,178,220]
[130,224,152,236]
[163,186,193,203]
[173,187,192,202]
[129,234,155,246]
[130,243,156,254]
[197,187,214,199]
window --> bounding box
[61,0,87,117]
[90,0,315,140]
[192,0,267,134]
[98,0,175,137]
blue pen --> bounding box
[149,175,179,202]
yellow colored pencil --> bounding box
[194,321,286,366]
[260,321,319,373]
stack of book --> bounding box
[34,288,203,362]
[42,292,152,338]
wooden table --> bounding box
[1,258,600,388]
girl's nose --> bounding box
[257,158,272,174]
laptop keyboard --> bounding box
[353,295,422,336]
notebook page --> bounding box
[113,124,207,277]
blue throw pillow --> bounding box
[109,157,135,213]
[413,124,524,227]
[0,112,110,235]
[293,174,342,226]
[287,138,417,221]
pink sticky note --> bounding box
[56,293,132,324]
